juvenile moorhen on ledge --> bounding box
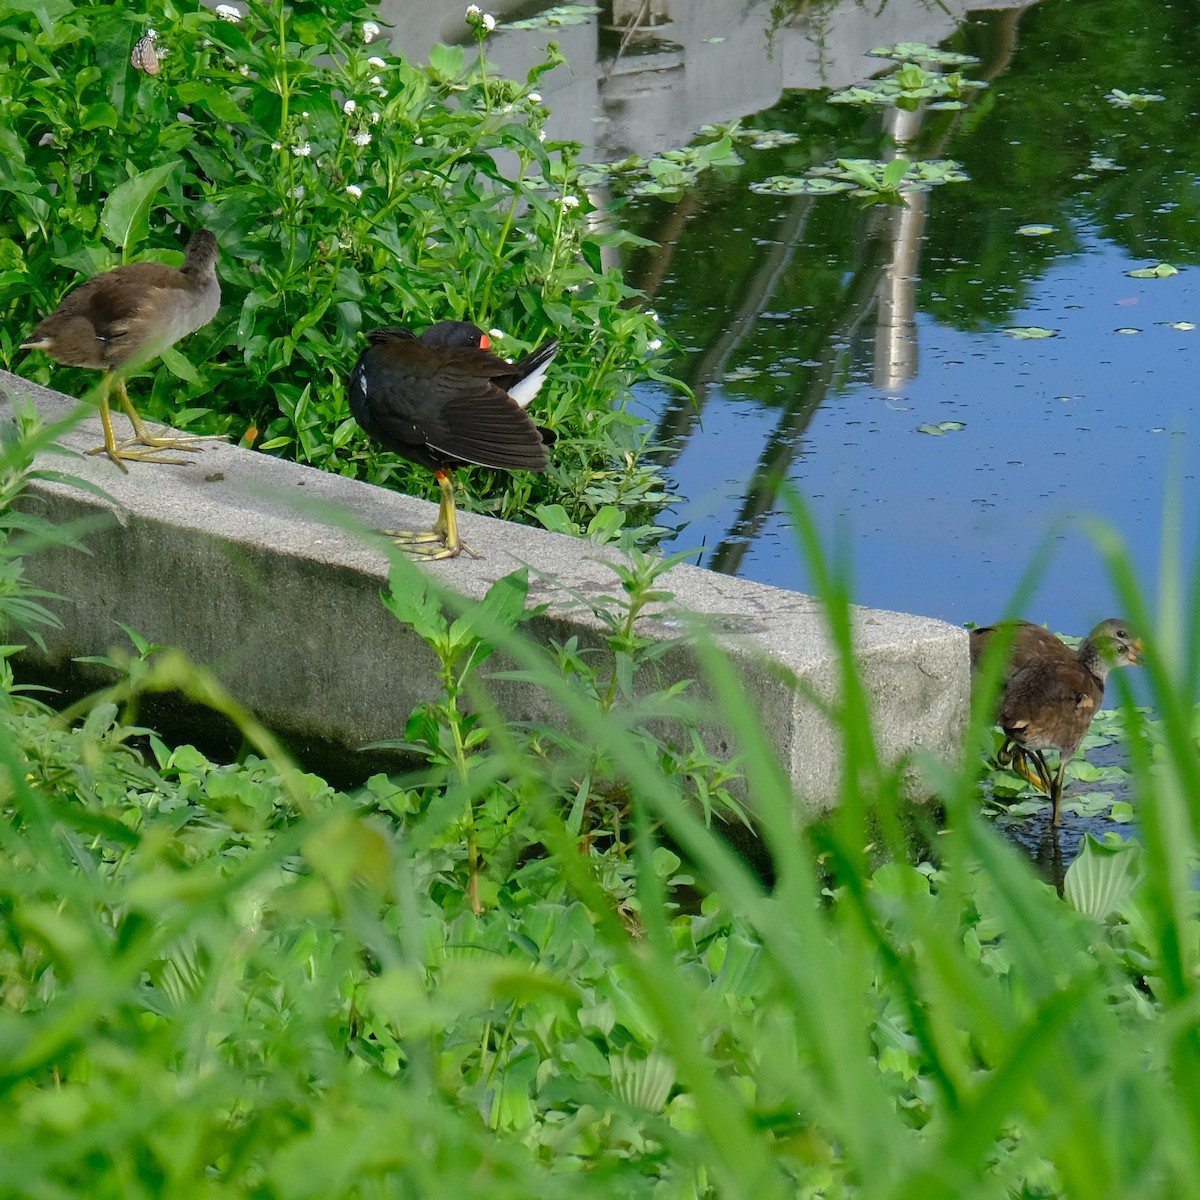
[969,617,1142,825]
[348,320,558,559]
[21,229,221,472]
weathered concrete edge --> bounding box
[0,371,969,810]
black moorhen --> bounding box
[21,229,221,472]
[969,618,1142,825]
[348,320,558,559]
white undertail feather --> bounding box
[507,342,558,409]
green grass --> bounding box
[1,413,1199,1198]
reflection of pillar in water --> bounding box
[874,104,928,391]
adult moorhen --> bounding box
[348,320,558,559]
[21,229,221,472]
[969,617,1142,825]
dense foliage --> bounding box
[0,0,673,543]
[1,411,1199,1197]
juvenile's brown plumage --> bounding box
[348,321,557,559]
[21,229,220,471]
[970,618,1142,825]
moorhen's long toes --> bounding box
[969,617,1142,825]
[21,229,222,471]
[348,320,558,559]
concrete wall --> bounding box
[0,372,968,810]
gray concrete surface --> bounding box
[0,371,968,811]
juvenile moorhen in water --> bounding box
[348,321,558,559]
[970,618,1142,825]
[21,229,221,472]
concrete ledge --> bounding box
[1,371,968,810]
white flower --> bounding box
[271,141,282,151]
[367,56,386,69]
[488,328,504,341]
[343,99,357,115]
[238,63,250,76]
[559,194,580,209]
[291,141,311,156]
[370,110,381,124]
[215,4,240,21]
[291,185,305,199]
[369,75,381,86]
[301,110,310,119]
[538,129,546,142]
[362,21,380,43]
[346,184,363,198]
[466,5,495,32]
[528,92,541,104]
[648,338,663,351]
[414,136,423,145]
[352,131,372,146]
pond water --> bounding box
[396,0,1200,638]
[387,0,1198,873]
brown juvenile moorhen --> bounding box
[348,320,558,559]
[21,229,221,472]
[969,617,1142,825]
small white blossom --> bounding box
[488,328,504,341]
[215,4,240,21]
[362,21,380,43]
[528,92,541,103]
[352,130,372,146]
[291,141,311,157]
[369,75,381,86]
[346,184,363,198]
[466,4,481,17]
[482,13,495,31]
[414,136,423,145]
[238,63,250,76]
[559,194,580,209]
[367,56,386,68]
[538,129,546,142]
[301,110,310,119]
[647,338,663,351]
[343,99,357,115]
[291,185,305,199]
[370,110,381,124]
[271,141,282,151]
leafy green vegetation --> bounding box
[1,409,1200,1197]
[0,0,674,546]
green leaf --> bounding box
[1003,326,1056,339]
[1127,263,1179,278]
[1063,834,1142,919]
[99,162,184,253]
[1017,224,1056,237]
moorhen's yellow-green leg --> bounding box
[86,374,190,471]
[997,741,1053,796]
[383,470,480,560]
[111,377,225,454]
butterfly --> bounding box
[130,30,161,75]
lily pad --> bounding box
[505,4,600,30]
[869,42,979,67]
[1003,326,1056,339]
[916,421,966,436]
[1017,224,1056,237]
[1127,263,1179,278]
[1114,327,1141,335]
